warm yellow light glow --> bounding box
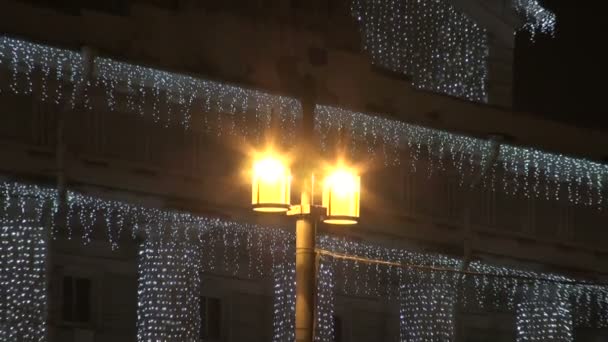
[251,154,291,213]
[322,167,360,225]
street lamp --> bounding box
[251,153,291,213]
[251,152,360,223]
[322,167,360,225]
[250,150,361,342]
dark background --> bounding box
[514,1,607,130]
[10,0,606,129]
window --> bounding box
[333,315,342,342]
[17,0,80,15]
[200,296,221,340]
[62,276,92,324]
[82,0,130,15]
[290,0,304,9]
[17,0,130,16]
[138,0,179,11]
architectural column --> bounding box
[399,272,456,342]
[136,230,202,342]
[516,301,573,342]
[272,262,296,342]
[314,257,336,342]
[0,193,49,342]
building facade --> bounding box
[1,0,608,341]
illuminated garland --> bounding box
[0,183,54,341]
[1,181,293,278]
[94,56,301,139]
[318,235,460,299]
[137,236,202,341]
[350,0,489,102]
[65,191,293,279]
[314,104,493,171]
[0,198,48,342]
[0,36,84,105]
[3,180,608,304]
[314,257,337,342]
[316,105,608,208]
[316,236,608,330]
[0,180,295,342]
[516,301,573,342]
[512,0,557,37]
[2,180,608,340]
[347,0,555,102]
[3,37,608,208]
[272,262,296,342]
[400,271,456,342]
[0,36,301,144]
[66,193,294,341]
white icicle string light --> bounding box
[272,262,296,342]
[3,179,608,338]
[3,37,608,208]
[0,198,48,342]
[66,191,214,250]
[315,104,608,208]
[136,235,202,342]
[350,0,489,102]
[400,271,456,342]
[0,181,294,279]
[516,301,574,342]
[498,145,608,208]
[94,57,301,139]
[0,36,301,142]
[66,191,294,279]
[314,104,493,168]
[316,235,608,329]
[512,0,557,37]
[315,256,337,342]
[1,180,296,342]
[0,36,85,105]
[3,179,608,301]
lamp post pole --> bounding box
[295,76,317,342]
[295,186,316,342]
[254,75,357,340]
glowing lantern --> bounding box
[322,168,360,225]
[251,155,291,212]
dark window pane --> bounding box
[18,0,130,15]
[75,278,91,323]
[201,296,221,339]
[62,276,74,322]
[291,0,303,9]
[200,297,207,338]
[207,298,221,338]
[333,315,342,342]
[86,0,130,15]
[17,0,81,15]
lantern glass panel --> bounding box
[322,169,360,225]
[252,156,291,212]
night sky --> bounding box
[514,1,606,130]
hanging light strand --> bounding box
[511,0,557,37]
[136,235,202,342]
[400,271,457,342]
[272,262,296,342]
[0,219,47,342]
[2,37,608,208]
[350,0,489,102]
[3,179,608,340]
[315,256,337,342]
[0,36,302,142]
[516,301,573,342]
[316,236,608,329]
[315,105,608,208]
